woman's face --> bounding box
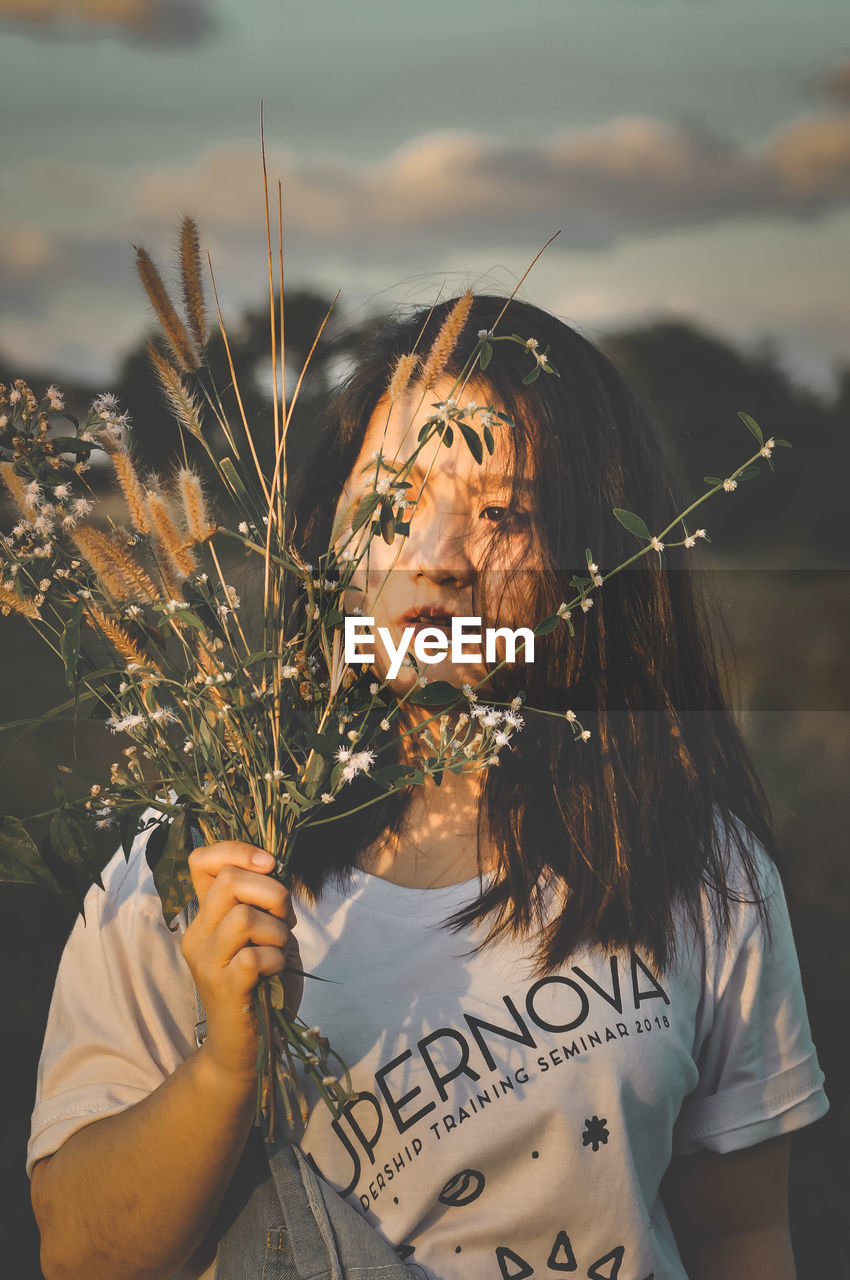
[333,373,541,701]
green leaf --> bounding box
[379,501,395,545]
[737,466,761,482]
[737,411,764,446]
[374,764,421,783]
[50,436,100,456]
[459,422,483,465]
[351,491,381,533]
[704,476,723,487]
[120,805,148,861]
[146,812,194,931]
[533,614,561,636]
[50,807,105,891]
[479,341,492,370]
[521,366,541,385]
[482,424,495,455]
[61,597,84,690]
[408,680,460,707]
[394,521,410,537]
[171,609,206,630]
[0,816,62,892]
[612,508,651,540]
[773,438,792,447]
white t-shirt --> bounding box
[28,814,829,1280]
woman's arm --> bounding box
[661,1133,795,1280]
[30,841,300,1280]
[31,1048,257,1280]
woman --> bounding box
[28,295,828,1280]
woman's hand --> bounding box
[181,841,304,1086]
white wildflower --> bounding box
[369,682,380,694]
[150,707,178,725]
[722,478,737,492]
[760,438,775,458]
[556,603,571,619]
[53,484,70,499]
[650,536,664,553]
[462,683,478,702]
[335,745,353,762]
[580,729,591,741]
[684,535,696,549]
[321,792,334,804]
[565,710,577,723]
[417,674,428,687]
[46,385,64,411]
[380,718,391,731]
[238,521,249,535]
[580,598,593,612]
[587,561,598,574]
[493,730,511,747]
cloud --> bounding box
[0,0,210,46]
[128,111,850,254]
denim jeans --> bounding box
[186,826,426,1279]
[210,1124,427,1280]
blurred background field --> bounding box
[2,0,849,1273]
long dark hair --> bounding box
[285,293,782,977]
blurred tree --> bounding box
[598,321,843,562]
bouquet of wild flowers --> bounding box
[0,211,789,1141]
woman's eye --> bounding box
[480,505,526,526]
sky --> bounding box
[1,0,848,394]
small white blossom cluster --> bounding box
[335,744,377,783]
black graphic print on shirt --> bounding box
[302,949,673,1275]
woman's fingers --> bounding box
[188,840,276,905]
[214,902,290,969]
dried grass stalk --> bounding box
[418,290,474,389]
[0,583,41,618]
[72,525,161,603]
[146,343,204,439]
[179,216,207,351]
[135,247,200,373]
[387,353,419,403]
[84,606,160,672]
[0,461,36,518]
[177,467,216,543]
[146,489,197,581]
[113,451,152,535]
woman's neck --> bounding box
[354,763,496,889]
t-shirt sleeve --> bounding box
[672,838,829,1155]
[26,816,198,1179]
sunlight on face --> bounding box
[333,373,541,699]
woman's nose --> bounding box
[398,504,475,588]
